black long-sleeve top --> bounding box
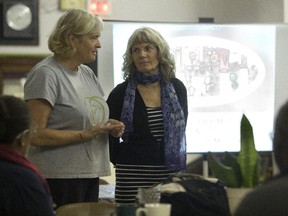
[107,78,188,167]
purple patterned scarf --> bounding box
[120,70,186,171]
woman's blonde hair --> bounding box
[48,9,103,58]
[122,27,176,82]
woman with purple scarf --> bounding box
[107,27,188,204]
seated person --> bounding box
[235,100,288,216]
[0,73,3,95]
[0,95,55,216]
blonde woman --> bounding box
[24,9,124,207]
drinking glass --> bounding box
[137,187,161,205]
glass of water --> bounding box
[137,187,161,205]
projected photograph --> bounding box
[110,23,275,153]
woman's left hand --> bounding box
[106,119,125,138]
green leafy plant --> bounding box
[207,114,260,188]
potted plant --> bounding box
[207,114,260,188]
[207,114,260,214]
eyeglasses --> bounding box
[16,125,38,140]
[16,129,30,140]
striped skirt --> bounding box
[114,163,176,204]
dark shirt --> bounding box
[107,78,188,166]
[235,174,288,216]
[0,159,55,216]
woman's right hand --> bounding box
[27,99,122,145]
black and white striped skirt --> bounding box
[114,163,176,204]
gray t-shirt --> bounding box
[24,56,111,178]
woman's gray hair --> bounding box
[122,27,176,82]
[48,9,103,58]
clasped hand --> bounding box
[105,119,125,138]
[83,119,125,140]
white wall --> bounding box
[105,0,283,23]
[0,0,284,55]
[285,0,288,22]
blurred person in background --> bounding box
[0,95,55,216]
[235,100,288,216]
[0,73,3,95]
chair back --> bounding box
[55,202,116,216]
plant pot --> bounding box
[226,187,253,215]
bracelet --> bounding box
[79,133,92,161]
